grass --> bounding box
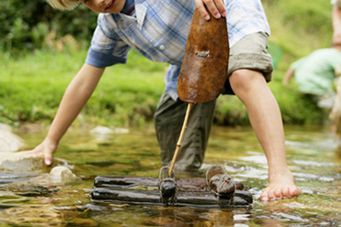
[0,0,332,127]
[0,49,166,127]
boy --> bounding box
[31,0,301,201]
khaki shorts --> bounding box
[154,32,273,170]
[223,32,273,94]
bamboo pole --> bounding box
[168,103,194,176]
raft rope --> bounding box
[168,103,194,176]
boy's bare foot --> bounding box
[260,170,301,201]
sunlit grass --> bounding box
[0,49,166,126]
[1,0,331,126]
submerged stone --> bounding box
[49,166,79,184]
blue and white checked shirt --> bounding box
[86,0,271,100]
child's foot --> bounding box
[260,170,301,201]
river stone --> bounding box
[90,126,129,135]
[49,166,79,184]
[90,126,114,145]
[90,126,114,135]
[0,151,44,173]
[90,126,130,145]
[0,124,24,153]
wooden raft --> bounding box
[91,176,253,208]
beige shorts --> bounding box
[223,32,273,94]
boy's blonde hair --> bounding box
[47,0,80,10]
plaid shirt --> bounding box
[86,0,271,100]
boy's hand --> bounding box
[195,0,226,21]
[29,138,58,166]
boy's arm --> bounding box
[30,64,105,165]
[195,0,226,20]
[332,2,341,45]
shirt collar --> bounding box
[121,0,135,15]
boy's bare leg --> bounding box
[229,69,301,201]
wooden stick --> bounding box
[168,103,194,176]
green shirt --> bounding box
[291,48,341,96]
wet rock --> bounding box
[90,126,114,136]
[0,124,24,153]
[49,166,79,184]
[90,126,114,145]
[90,126,129,135]
[0,151,45,173]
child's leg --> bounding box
[154,92,216,171]
[229,69,301,201]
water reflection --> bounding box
[0,125,339,226]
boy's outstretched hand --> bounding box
[28,138,57,166]
[195,0,226,21]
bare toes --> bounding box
[260,189,270,201]
[289,187,301,197]
[274,188,283,198]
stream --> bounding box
[0,124,340,226]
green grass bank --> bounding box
[0,0,333,127]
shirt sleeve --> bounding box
[86,24,130,68]
[290,57,307,70]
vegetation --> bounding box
[0,1,97,53]
[0,0,334,127]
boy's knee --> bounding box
[229,69,266,94]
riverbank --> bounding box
[0,48,324,128]
[1,0,333,128]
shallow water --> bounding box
[0,125,340,226]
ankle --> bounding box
[268,168,294,183]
